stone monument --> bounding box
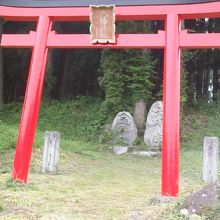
[112,111,137,153]
[133,99,147,136]
[144,101,163,151]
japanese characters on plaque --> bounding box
[90,5,116,44]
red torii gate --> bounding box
[0,0,220,197]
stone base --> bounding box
[112,146,128,155]
[133,151,160,157]
[154,195,178,204]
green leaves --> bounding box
[99,49,156,115]
[125,50,155,104]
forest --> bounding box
[0,19,219,110]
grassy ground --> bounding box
[0,148,207,220]
[0,99,219,219]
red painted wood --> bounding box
[1,32,36,48]
[47,32,165,49]
[3,31,220,49]
[180,31,220,48]
[162,14,180,197]
[0,30,220,49]
[1,1,220,21]
[12,16,51,183]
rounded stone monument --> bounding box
[144,101,163,151]
[112,111,137,147]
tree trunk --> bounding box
[42,49,54,100]
[57,51,71,100]
[0,20,4,106]
[196,67,204,100]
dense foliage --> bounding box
[1,19,220,107]
[0,98,219,152]
[99,49,156,115]
[0,97,106,152]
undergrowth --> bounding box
[0,97,219,153]
[181,102,220,150]
[0,97,108,152]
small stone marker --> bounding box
[42,131,60,174]
[112,111,137,147]
[144,101,163,151]
[203,137,219,183]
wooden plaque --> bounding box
[90,5,116,44]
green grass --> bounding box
[0,148,211,220]
[0,97,106,153]
[0,99,219,219]
[181,102,220,150]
